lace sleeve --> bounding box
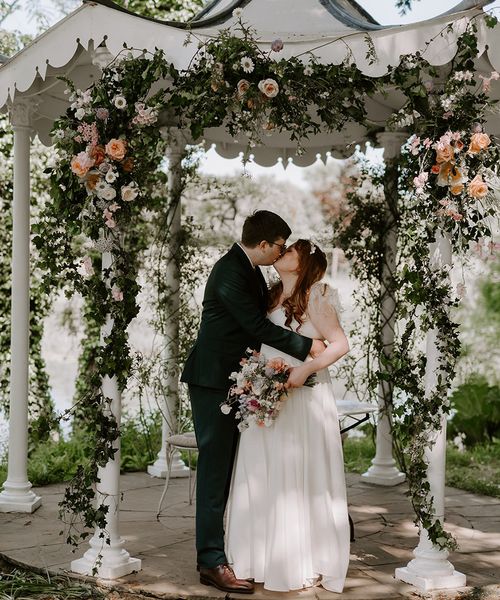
[308,282,343,316]
[307,282,344,338]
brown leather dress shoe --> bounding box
[199,564,255,594]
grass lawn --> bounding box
[1,426,499,500]
[342,435,500,499]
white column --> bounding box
[71,252,141,579]
[148,129,189,479]
[0,99,42,513]
[395,233,465,591]
[362,132,406,486]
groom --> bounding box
[181,211,325,594]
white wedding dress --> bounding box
[225,282,350,593]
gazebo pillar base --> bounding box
[148,452,190,479]
[0,484,41,513]
[395,538,466,591]
[361,462,406,486]
[71,536,141,579]
[395,566,466,592]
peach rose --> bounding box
[467,174,489,198]
[89,144,106,166]
[105,138,127,161]
[469,132,491,154]
[435,143,454,164]
[70,151,95,178]
[450,184,464,196]
[236,79,250,100]
[258,78,279,98]
[437,162,453,186]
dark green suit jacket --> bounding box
[181,244,313,390]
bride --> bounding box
[225,239,350,593]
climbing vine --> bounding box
[24,6,499,554]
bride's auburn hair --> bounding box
[268,239,328,330]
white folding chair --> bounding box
[156,431,198,518]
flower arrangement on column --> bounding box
[331,15,500,549]
[36,50,171,545]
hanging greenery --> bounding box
[35,6,499,555]
[331,15,500,550]
[35,49,172,545]
[169,13,379,155]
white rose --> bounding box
[100,186,117,201]
[121,184,139,202]
[258,78,279,98]
[105,170,118,183]
[221,404,232,415]
[75,107,86,120]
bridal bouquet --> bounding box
[220,349,317,431]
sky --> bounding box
[3,0,500,185]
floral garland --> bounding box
[332,16,499,550]
[39,8,499,552]
[36,50,171,544]
[169,12,379,155]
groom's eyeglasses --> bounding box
[267,241,287,256]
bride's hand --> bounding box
[286,365,312,389]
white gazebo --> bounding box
[0,0,499,590]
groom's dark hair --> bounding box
[241,210,291,248]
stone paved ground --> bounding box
[0,472,499,600]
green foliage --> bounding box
[447,440,500,498]
[0,568,103,600]
[170,15,378,158]
[449,375,500,446]
[112,0,203,21]
[120,411,162,471]
[342,435,375,474]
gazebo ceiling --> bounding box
[0,0,498,165]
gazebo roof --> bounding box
[0,0,498,165]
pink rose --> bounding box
[111,286,123,301]
[271,39,283,52]
[70,151,95,178]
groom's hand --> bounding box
[310,339,327,358]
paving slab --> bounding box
[0,472,499,599]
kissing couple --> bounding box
[181,210,350,594]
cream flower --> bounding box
[74,107,86,120]
[99,186,117,201]
[303,65,313,76]
[236,79,250,99]
[241,56,254,74]
[121,183,139,202]
[258,78,279,98]
[111,286,124,301]
[232,8,243,18]
[113,95,127,109]
[105,170,118,183]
